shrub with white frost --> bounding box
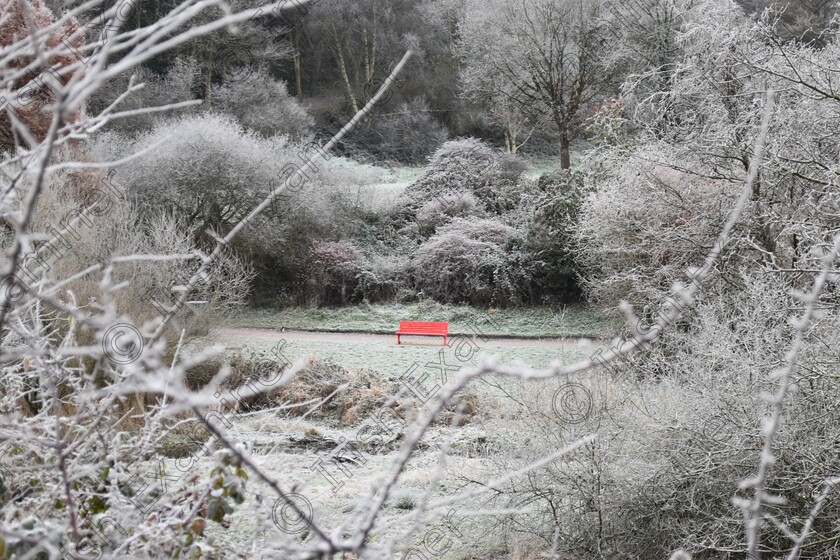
[401,138,527,215]
[415,191,480,234]
[412,217,528,305]
[574,145,736,310]
[105,113,301,238]
[211,67,314,139]
[88,57,201,136]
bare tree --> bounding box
[459,0,613,169]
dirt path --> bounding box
[219,327,601,349]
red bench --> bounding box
[396,321,448,346]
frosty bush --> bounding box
[400,138,526,214]
[103,113,299,238]
[353,251,410,303]
[88,57,201,136]
[0,0,84,151]
[211,67,314,139]
[412,217,528,305]
[22,165,252,337]
[299,235,410,306]
[303,240,366,306]
[415,190,479,235]
[477,270,839,558]
[574,146,738,311]
[112,211,254,333]
[523,170,587,302]
[345,97,449,164]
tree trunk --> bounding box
[204,66,212,108]
[294,50,303,98]
[334,41,359,113]
[505,130,516,153]
[552,111,572,170]
[293,31,303,98]
[559,128,571,170]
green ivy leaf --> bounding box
[207,500,225,523]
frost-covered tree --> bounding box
[0,0,84,151]
[458,0,614,168]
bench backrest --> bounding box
[399,321,448,333]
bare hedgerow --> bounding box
[303,240,366,306]
[298,239,407,306]
[110,211,254,333]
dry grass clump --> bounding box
[272,356,481,426]
[194,350,480,427]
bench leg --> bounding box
[443,335,447,347]
[397,334,400,345]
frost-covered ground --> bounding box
[230,303,614,340]
[216,327,598,373]
[176,414,513,559]
[172,316,606,558]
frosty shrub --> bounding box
[353,251,411,303]
[574,146,737,311]
[0,0,83,151]
[412,217,528,305]
[238,171,403,305]
[627,275,840,559]
[346,97,449,164]
[415,190,480,235]
[300,236,412,306]
[111,211,254,334]
[22,166,252,338]
[303,240,366,306]
[482,272,840,558]
[88,57,201,136]
[103,113,299,238]
[400,138,527,215]
[523,170,587,302]
[211,67,314,139]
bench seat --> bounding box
[396,321,448,345]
